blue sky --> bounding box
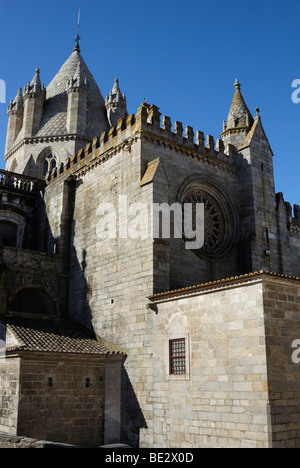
[0,0,299,207]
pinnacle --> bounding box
[234,78,241,90]
[73,41,81,53]
[225,79,253,131]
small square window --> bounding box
[169,338,186,375]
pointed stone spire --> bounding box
[31,68,42,89]
[106,77,128,127]
[226,79,253,130]
[14,87,24,110]
[8,87,24,113]
[22,68,46,137]
[111,78,122,102]
[68,62,89,90]
[24,68,45,96]
[221,79,254,148]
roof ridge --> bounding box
[148,270,300,301]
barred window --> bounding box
[169,338,186,375]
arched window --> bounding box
[10,159,18,173]
[43,154,57,178]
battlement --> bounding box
[276,192,300,233]
[46,102,237,183]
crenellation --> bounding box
[196,130,205,149]
[46,102,240,184]
[117,117,127,133]
[206,134,215,151]
[108,126,117,139]
[216,138,225,154]
[147,105,161,127]
[162,116,172,133]
[174,121,183,137]
[185,126,194,144]
[294,205,300,224]
[225,143,236,159]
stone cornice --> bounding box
[147,270,300,304]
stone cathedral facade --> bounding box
[0,40,299,448]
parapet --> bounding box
[276,192,300,232]
[46,102,237,183]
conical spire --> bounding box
[221,79,254,148]
[225,79,253,130]
[106,78,125,104]
[30,68,42,89]
[13,87,24,110]
[24,68,45,95]
[105,77,128,127]
[8,87,24,113]
[68,61,89,89]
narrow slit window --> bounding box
[169,338,186,375]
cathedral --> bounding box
[0,36,299,448]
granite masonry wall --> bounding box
[17,353,106,446]
[149,276,270,448]
[40,103,300,447]
[148,273,300,448]
[263,277,300,448]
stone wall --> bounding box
[0,247,59,316]
[40,103,300,447]
[17,353,106,446]
[149,276,270,448]
[0,357,20,435]
[263,278,300,448]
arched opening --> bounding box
[10,158,18,173]
[0,220,18,247]
[43,154,57,178]
[10,287,56,316]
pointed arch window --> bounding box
[43,154,57,178]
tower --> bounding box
[23,68,46,138]
[66,60,89,135]
[5,87,24,157]
[4,40,110,177]
[221,81,278,273]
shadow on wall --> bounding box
[121,363,148,448]
[38,177,147,446]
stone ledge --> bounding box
[0,432,79,448]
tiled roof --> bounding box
[148,270,300,301]
[2,316,126,355]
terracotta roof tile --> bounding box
[148,270,300,301]
[1,316,126,356]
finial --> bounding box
[255,107,260,117]
[234,78,241,90]
[74,9,81,52]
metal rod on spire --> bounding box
[74,8,81,52]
